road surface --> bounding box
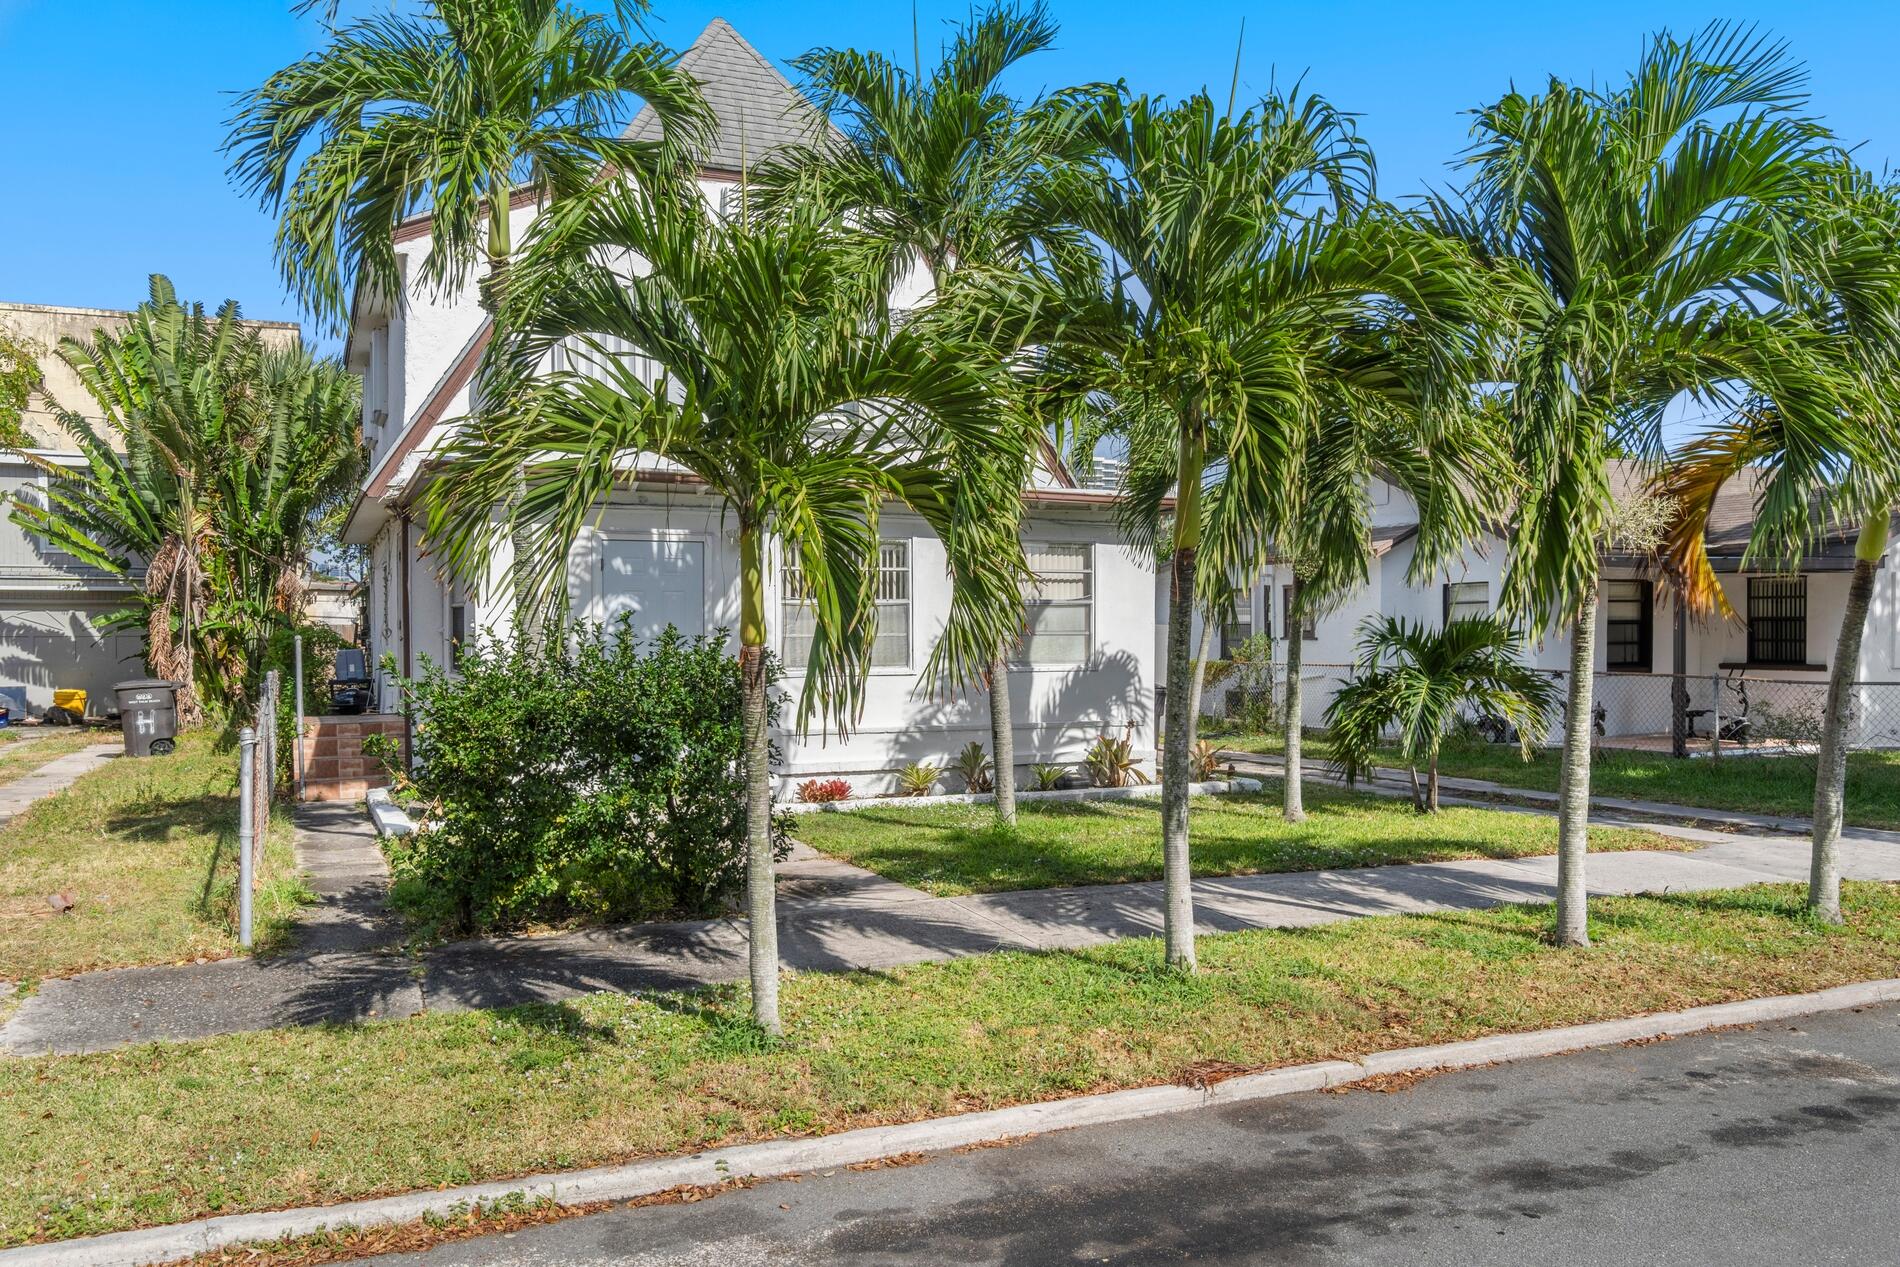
[373,1001,1900,1265]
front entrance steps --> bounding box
[299,713,405,802]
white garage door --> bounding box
[599,538,705,641]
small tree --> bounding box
[1326,615,1558,812]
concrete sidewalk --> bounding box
[9,796,1899,1056]
[0,742,121,827]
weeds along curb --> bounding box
[10,976,1900,1267]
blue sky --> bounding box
[4,0,1900,353]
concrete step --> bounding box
[301,774,391,802]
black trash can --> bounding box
[114,680,180,757]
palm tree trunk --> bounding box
[1810,513,1887,923]
[1427,753,1440,812]
[1159,429,1203,972]
[1283,575,1306,823]
[1185,612,1217,743]
[988,653,1016,827]
[1408,765,1424,813]
[738,524,781,1035]
[1554,583,1600,947]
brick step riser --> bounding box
[301,775,392,802]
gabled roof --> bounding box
[624,18,836,172]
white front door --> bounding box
[599,538,705,640]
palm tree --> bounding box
[982,88,1493,970]
[7,276,364,719]
[1327,615,1559,812]
[1660,166,1900,924]
[227,0,706,645]
[754,2,1087,826]
[1439,23,1841,945]
[422,181,1021,1035]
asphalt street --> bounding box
[370,1001,1900,1266]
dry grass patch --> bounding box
[0,730,307,984]
[6,881,1900,1246]
[0,730,111,789]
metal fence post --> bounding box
[238,725,256,948]
[1710,670,1722,761]
[293,635,305,802]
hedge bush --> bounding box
[384,622,787,934]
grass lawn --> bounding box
[0,730,112,789]
[0,730,308,986]
[1210,730,1900,830]
[5,881,1900,1246]
[791,785,1681,896]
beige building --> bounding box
[0,300,301,715]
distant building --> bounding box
[0,300,300,714]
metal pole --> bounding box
[238,725,256,948]
[1710,670,1722,761]
[293,635,305,802]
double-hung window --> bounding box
[1604,580,1652,671]
[1443,580,1489,624]
[780,540,912,670]
[1747,575,1807,666]
[1018,543,1092,664]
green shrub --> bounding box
[384,621,787,934]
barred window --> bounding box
[1018,543,1092,664]
[781,540,911,670]
[1604,580,1652,671]
[1747,575,1807,666]
[1443,580,1489,624]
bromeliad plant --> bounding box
[1083,727,1149,788]
[953,741,995,793]
[895,762,940,797]
[1325,616,1558,813]
[424,180,1023,1036]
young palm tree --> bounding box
[982,89,1493,970]
[423,181,1021,1035]
[1660,167,1900,924]
[753,2,1087,826]
[1327,615,1559,812]
[1440,23,1842,944]
[7,276,364,718]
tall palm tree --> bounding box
[753,2,1087,825]
[1660,166,1900,924]
[1439,23,1842,945]
[1327,614,1559,812]
[982,88,1493,970]
[228,0,706,645]
[7,276,364,719]
[423,180,1021,1035]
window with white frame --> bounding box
[1444,580,1489,623]
[781,540,911,670]
[1017,543,1092,664]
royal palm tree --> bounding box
[7,276,364,719]
[1327,615,1559,812]
[983,89,1493,970]
[227,0,706,644]
[1660,166,1900,924]
[1438,23,1842,944]
[753,2,1088,825]
[423,181,1021,1035]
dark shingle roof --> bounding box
[1608,458,1894,570]
[624,18,835,172]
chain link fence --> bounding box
[236,668,281,947]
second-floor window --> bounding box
[1018,543,1092,665]
[781,540,911,670]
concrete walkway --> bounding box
[0,741,121,828]
[9,795,1900,1056]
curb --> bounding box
[363,788,414,839]
[9,977,1900,1267]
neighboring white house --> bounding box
[338,18,1157,795]
[1176,464,1900,749]
[0,301,301,716]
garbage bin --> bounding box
[114,680,179,757]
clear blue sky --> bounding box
[4,0,1899,352]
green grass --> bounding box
[791,785,1681,895]
[5,881,1900,1246]
[0,730,308,985]
[1209,729,1900,830]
